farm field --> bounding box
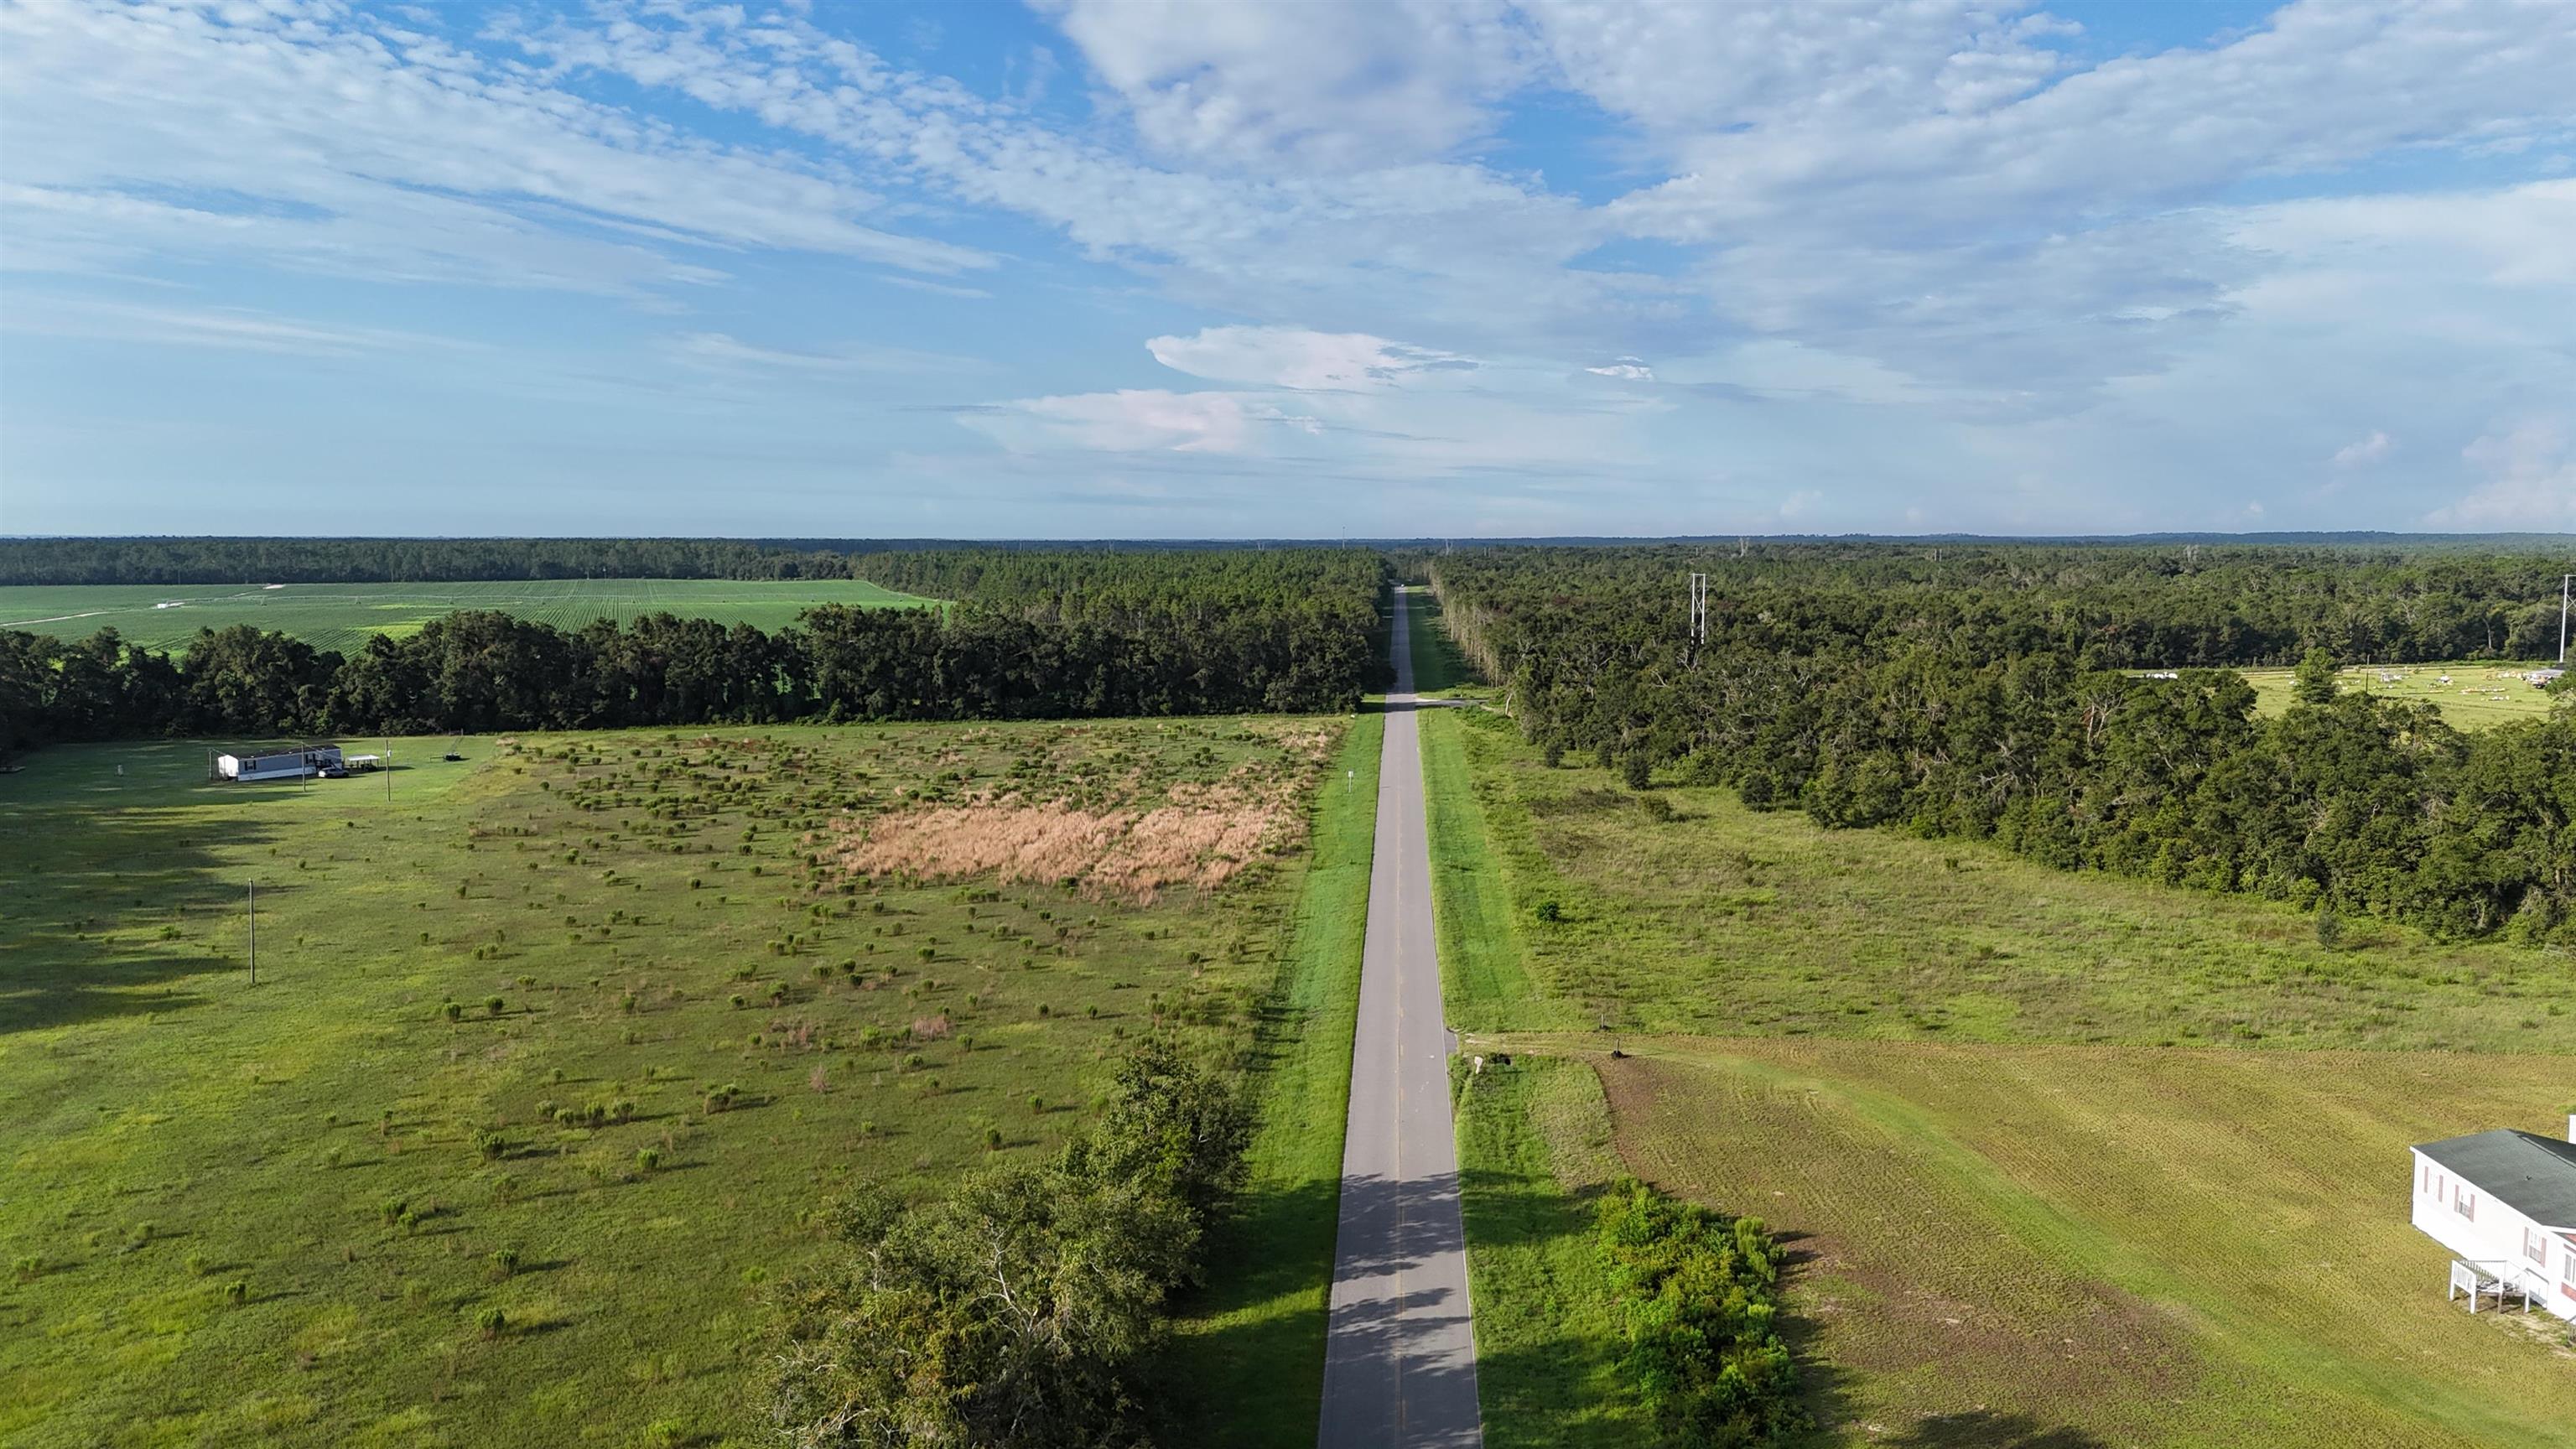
[1418,707,2576,1446]
[2230,658,2561,730]
[0,578,933,655]
[0,713,1367,1447]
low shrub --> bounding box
[1595,1177,1804,1446]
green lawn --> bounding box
[1419,706,2576,1448]
[0,714,1348,1447]
[2225,659,2562,730]
[0,579,933,655]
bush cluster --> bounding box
[766,1038,1249,1448]
[1596,1178,1804,1446]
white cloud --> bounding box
[669,331,984,375]
[2425,422,2576,528]
[2330,430,2393,467]
[1587,361,1654,381]
[972,390,1311,454]
[1146,326,1473,389]
[1,294,468,356]
[0,1,988,294]
[1038,0,1532,169]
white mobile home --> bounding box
[2410,1121,2576,1319]
[216,745,344,783]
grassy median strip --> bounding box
[1452,1056,1646,1449]
[1420,708,1575,1032]
[1158,709,1384,1446]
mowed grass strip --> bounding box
[1591,1040,2576,1448]
[1440,706,2576,1052]
[0,716,1338,1448]
[0,578,933,655]
[1156,711,1382,1445]
[1420,709,1576,1032]
[1452,1056,1644,1449]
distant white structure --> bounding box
[2411,1119,2576,1319]
[216,745,344,783]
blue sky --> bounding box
[3,0,2572,538]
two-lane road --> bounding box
[1316,585,1483,1448]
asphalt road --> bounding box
[1316,585,1484,1448]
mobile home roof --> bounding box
[2415,1130,2576,1227]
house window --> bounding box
[2454,1185,2475,1220]
[2529,1227,2552,1263]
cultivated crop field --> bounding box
[2231,659,2562,730]
[0,714,1363,1446]
[1419,706,2576,1446]
[0,578,932,655]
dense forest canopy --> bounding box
[1426,544,2576,945]
[0,550,1384,750]
[1415,543,2576,667]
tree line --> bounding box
[1429,545,2576,944]
[0,537,883,586]
[0,552,1384,752]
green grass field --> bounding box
[1600,1041,2576,1448]
[2224,659,2561,730]
[0,579,933,655]
[1420,707,2576,1447]
[0,714,1357,1447]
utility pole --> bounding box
[247,880,257,987]
[2561,574,2570,664]
[1687,572,1708,646]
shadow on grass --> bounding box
[1156,1172,1476,1449]
[2,747,305,1036]
[1879,1412,2110,1449]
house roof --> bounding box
[2416,1130,2576,1228]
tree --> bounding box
[769,1040,1249,1449]
[2292,647,2340,705]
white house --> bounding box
[2410,1119,2576,1319]
[216,745,344,783]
